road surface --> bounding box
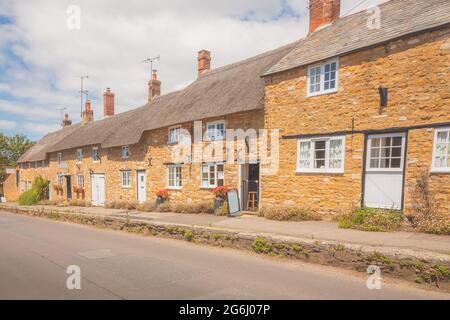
[0,211,448,300]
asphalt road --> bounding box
[0,211,448,300]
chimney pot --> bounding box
[148,70,161,103]
[198,50,211,78]
[62,113,72,127]
[309,0,340,33]
[82,99,94,125]
[103,87,115,117]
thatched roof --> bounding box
[18,41,297,163]
[264,0,450,76]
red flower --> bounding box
[212,186,229,199]
[156,189,170,200]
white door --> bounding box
[91,174,105,206]
[137,171,147,204]
[364,133,406,210]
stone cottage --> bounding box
[5,0,450,217]
[261,0,450,216]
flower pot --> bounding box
[213,197,224,211]
[156,196,165,206]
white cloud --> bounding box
[0,0,390,138]
[0,119,17,130]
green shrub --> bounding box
[18,176,50,206]
[259,206,321,222]
[252,237,273,254]
[18,189,39,205]
[338,208,404,232]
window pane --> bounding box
[391,158,401,168]
[392,137,402,146]
[298,141,311,168]
[381,137,391,147]
[329,139,343,169]
[315,160,326,169]
[391,147,402,157]
[380,158,390,168]
[370,159,379,168]
[380,147,391,157]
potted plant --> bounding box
[212,186,229,212]
[156,189,170,206]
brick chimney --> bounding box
[198,50,211,78]
[82,99,94,125]
[103,88,115,117]
[62,113,72,127]
[148,70,161,103]
[309,0,340,33]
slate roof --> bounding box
[264,0,450,76]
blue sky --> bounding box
[0,0,388,141]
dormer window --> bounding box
[121,146,130,159]
[57,152,63,166]
[205,121,225,141]
[307,58,339,97]
[76,149,83,163]
[168,125,181,144]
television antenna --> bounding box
[142,55,160,75]
[56,107,67,127]
[79,75,89,118]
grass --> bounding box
[259,205,321,222]
[338,208,404,232]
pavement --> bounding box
[5,203,449,254]
[1,211,448,300]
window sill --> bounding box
[306,89,338,98]
[121,186,131,190]
[296,170,344,175]
[430,168,450,174]
[200,187,216,190]
[167,187,182,191]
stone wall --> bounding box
[262,27,450,216]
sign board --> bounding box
[227,189,241,216]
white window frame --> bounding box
[77,174,85,188]
[167,165,183,189]
[76,149,83,163]
[296,135,346,174]
[307,58,339,97]
[57,174,64,186]
[431,127,450,173]
[121,170,132,189]
[92,147,100,163]
[121,146,130,159]
[57,152,63,166]
[168,125,181,144]
[365,133,406,173]
[200,163,225,188]
[205,120,226,141]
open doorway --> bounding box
[65,175,72,200]
[240,163,260,212]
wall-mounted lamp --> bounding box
[379,86,388,109]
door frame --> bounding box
[91,173,106,207]
[136,170,147,204]
[65,175,72,200]
[239,162,260,211]
[361,130,408,211]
